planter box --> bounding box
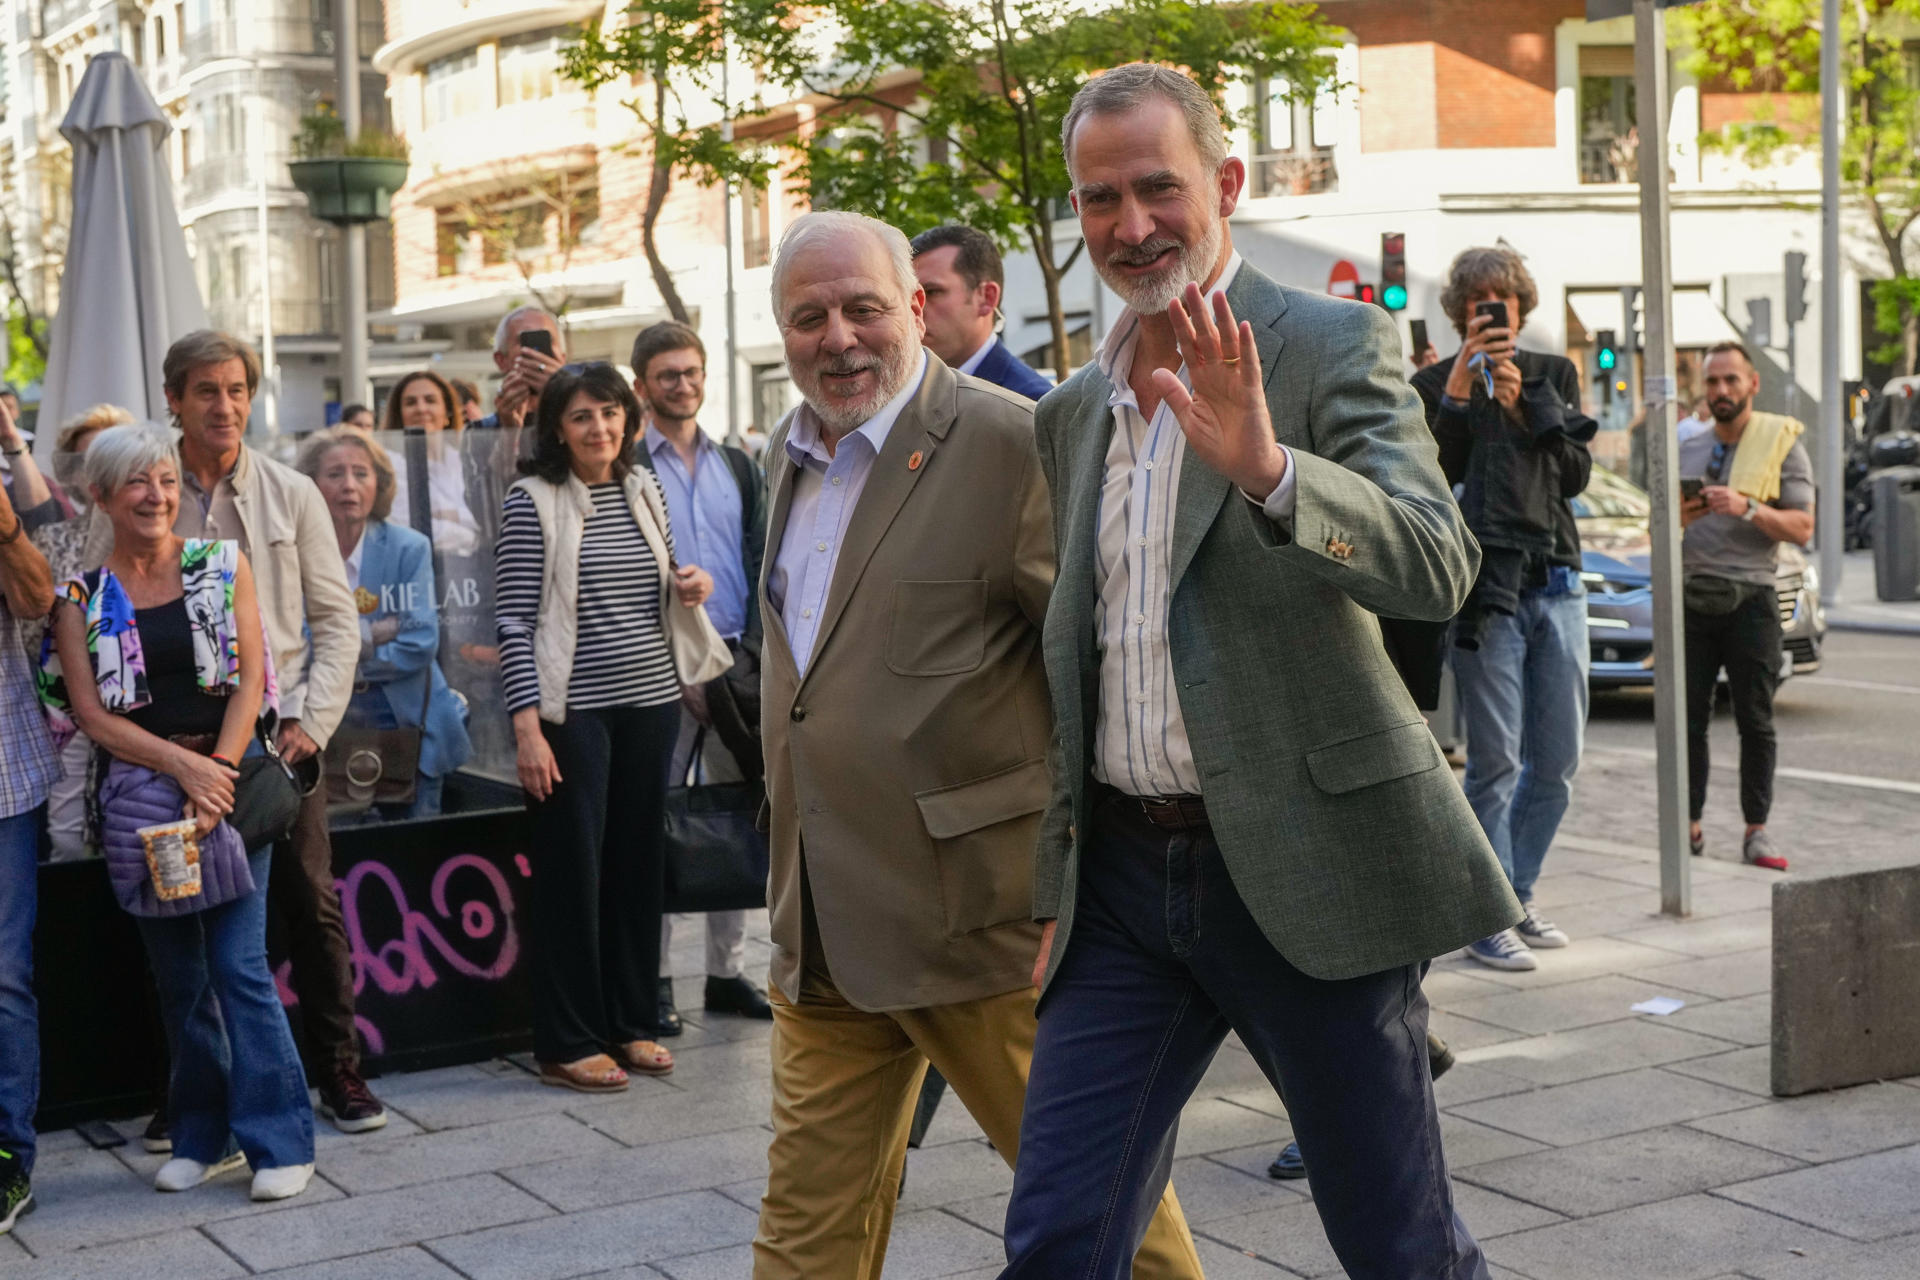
[289,156,410,225]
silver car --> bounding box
[1576,467,1825,688]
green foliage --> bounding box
[1870,277,1920,367]
[292,103,410,161]
[5,301,45,389]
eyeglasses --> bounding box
[650,368,706,386]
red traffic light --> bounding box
[1356,283,1378,305]
[1381,232,1406,286]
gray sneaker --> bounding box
[1743,829,1788,871]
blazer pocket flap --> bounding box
[1306,723,1440,795]
[915,759,1052,839]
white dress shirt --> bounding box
[343,530,366,592]
[1091,253,1296,797]
[957,334,997,376]
[768,351,929,674]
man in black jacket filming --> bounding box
[1412,246,1595,975]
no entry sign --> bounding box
[1327,259,1361,299]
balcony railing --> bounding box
[184,151,294,207]
[182,17,385,62]
[1580,128,1638,185]
[206,292,394,340]
[1249,148,1338,197]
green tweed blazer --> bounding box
[1032,262,1522,986]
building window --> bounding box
[423,48,484,127]
[1579,46,1637,184]
[498,28,575,106]
[741,180,772,269]
[752,362,793,435]
[1250,76,1337,196]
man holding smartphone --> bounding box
[1411,246,1596,973]
[476,307,567,430]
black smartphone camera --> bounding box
[1473,300,1510,332]
[1409,318,1429,355]
[519,330,554,358]
[1680,477,1705,501]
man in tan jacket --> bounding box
[751,211,1200,1279]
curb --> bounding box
[1824,615,1920,637]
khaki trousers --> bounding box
[753,974,1203,1280]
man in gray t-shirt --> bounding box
[1678,343,1816,873]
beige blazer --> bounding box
[759,356,1054,1012]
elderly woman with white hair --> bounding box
[40,423,316,1202]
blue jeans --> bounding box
[1452,585,1590,902]
[137,847,315,1170]
[0,807,41,1175]
[1002,791,1487,1280]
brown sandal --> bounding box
[613,1040,674,1076]
[537,1054,630,1093]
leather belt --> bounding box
[1102,785,1210,831]
[167,732,219,757]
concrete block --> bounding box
[1458,1017,1742,1087]
[1719,1142,1920,1241]
[1460,1124,1803,1216]
[1687,1081,1920,1162]
[1450,1067,1760,1147]
[427,1190,758,1280]
[1771,866,1920,1095]
[203,1172,551,1271]
[1485,1193,1845,1280]
[318,1112,623,1193]
[0,1229,245,1280]
[500,1126,773,1213]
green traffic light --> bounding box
[1597,347,1617,370]
[1382,284,1408,311]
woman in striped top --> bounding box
[495,362,713,1092]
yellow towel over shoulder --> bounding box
[1727,412,1804,505]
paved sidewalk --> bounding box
[6,835,1918,1280]
[1825,551,1920,634]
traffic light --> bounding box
[1784,251,1808,324]
[1380,232,1407,311]
[1356,282,1379,306]
[1595,328,1618,371]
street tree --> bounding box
[1673,0,1920,376]
[566,0,1342,377]
[446,166,602,319]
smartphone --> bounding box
[1680,477,1705,501]
[1473,300,1510,332]
[1409,318,1429,355]
[518,330,554,358]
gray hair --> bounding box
[163,330,261,400]
[1061,63,1228,179]
[84,422,181,499]
[493,305,560,357]
[771,211,920,318]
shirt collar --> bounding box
[957,334,998,376]
[786,349,929,468]
[345,529,366,574]
[644,425,712,462]
[1093,250,1245,394]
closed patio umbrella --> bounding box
[34,51,206,451]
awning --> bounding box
[1566,290,1743,350]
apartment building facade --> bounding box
[2,0,392,431]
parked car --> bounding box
[1576,467,1825,688]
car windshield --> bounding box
[1572,468,1652,520]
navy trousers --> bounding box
[1001,790,1488,1280]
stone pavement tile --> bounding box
[1439,1114,1550,1168]
[1537,897,1668,941]
[1168,1154,1309,1224]
[254,1244,467,1279]
[1665,1047,1774,1097]
[29,1129,89,1157]
[1206,1141,1304,1183]
[1676,878,1779,918]
[1661,994,1772,1047]
[1421,966,1514,1003]
[1451,1180,1564,1237]
[0,1235,24,1263]
[912,1091,990,1148]
[566,1082,774,1149]
[1447,937,1691,992]
[312,1105,426,1146]
[879,1207,1007,1278]
[1445,975,1704,1036]
[1459,1125,1804,1217]
[712,1176,764,1212]
[1527,870,1660,905]
[378,1063,674,1132]
[429,1189,758,1280]
[1433,1060,1538,1107]
[1689,1082,1920,1162]
[1457,1018,1744,1087]
[1173,1098,1294,1158]
[651,1243,752,1279]
[1614,910,1775,959]
[944,1190,1011,1235]
[204,1172,552,1271]
[1741,1230,1920,1279]
[0,1229,243,1279]
[501,1126,774,1213]
[1427,1009,1530,1051]
[1200,1043,1278,1093]
[1202,1199,1344,1277]
[1485,1194,1846,1280]
[1189,1236,1304,1277]
[1626,948,1773,1000]
[1719,1143,1920,1241]
[898,1140,1013,1211]
[317,1111,622,1193]
[1450,1067,1762,1147]
[1214,1087,1290,1121]
[10,1144,339,1254]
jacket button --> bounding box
[790,706,807,722]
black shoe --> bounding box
[143,1109,172,1154]
[704,975,773,1019]
[0,1149,33,1235]
[317,1065,389,1134]
[657,977,683,1037]
[1267,1141,1307,1180]
[1427,1032,1455,1082]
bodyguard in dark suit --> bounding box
[999,65,1517,1280]
[911,225,1055,401]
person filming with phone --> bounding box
[1411,246,1597,974]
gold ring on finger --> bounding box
[1220,356,1240,366]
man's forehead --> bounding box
[1070,100,1198,182]
[187,358,249,385]
[914,245,961,279]
[509,314,559,338]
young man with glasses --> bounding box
[1677,342,1814,871]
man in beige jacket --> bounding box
[751,211,1200,1279]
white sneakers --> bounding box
[153,1152,246,1192]
[153,1152,313,1202]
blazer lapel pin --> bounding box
[907,450,924,471]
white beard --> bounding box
[800,343,918,436]
[1097,217,1225,317]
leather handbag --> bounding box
[663,729,770,914]
[228,724,305,851]
[323,664,434,812]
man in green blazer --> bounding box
[998,65,1518,1280]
